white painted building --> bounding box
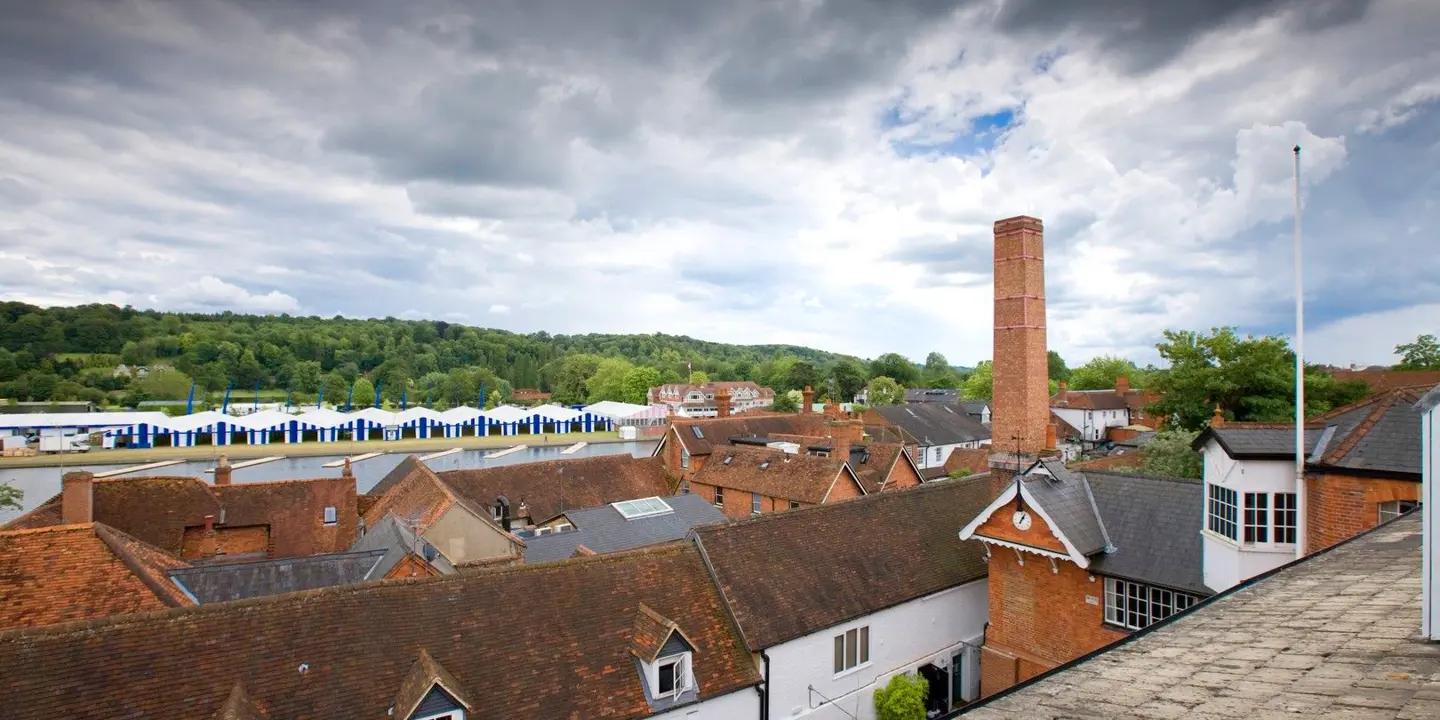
[762,581,986,720]
[874,404,991,472]
[1196,429,1303,593]
[1049,406,1130,443]
[1419,385,1440,641]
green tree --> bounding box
[0,482,20,511]
[688,370,711,384]
[870,353,921,386]
[1140,429,1203,478]
[586,358,636,403]
[962,361,993,400]
[351,376,375,409]
[1068,355,1142,390]
[1048,350,1071,382]
[866,376,905,406]
[320,373,349,407]
[786,361,819,393]
[921,351,960,388]
[288,360,322,394]
[831,358,868,401]
[137,367,192,400]
[620,366,662,405]
[874,673,929,720]
[772,391,800,413]
[1396,334,1440,370]
[548,354,603,406]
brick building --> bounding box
[1193,385,1425,592]
[988,216,1053,492]
[1050,377,1165,446]
[686,444,865,517]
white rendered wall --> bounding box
[914,442,983,469]
[1200,440,1300,592]
[765,579,987,720]
[650,686,760,720]
[1423,402,1437,640]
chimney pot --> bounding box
[214,454,233,486]
[1210,405,1226,428]
[342,457,354,478]
[801,385,814,415]
[716,387,732,418]
[61,471,94,525]
[1116,376,1130,395]
[203,514,215,533]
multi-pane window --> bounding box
[1379,500,1419,522]
[1272,493,1297,544]
[752,493,762,515]
[1207,484,1238,540]
[789,500,801,510]
[1243,493,1268,543]
[714,487,724,508]
[1103,578,1199,631]
[656,654,688,698]
[933,447,942,464]
[680,448,690,469]
[833,626,870,674]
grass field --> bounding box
[0,430,630,468]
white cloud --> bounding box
[1305,303,1440,368]
[488,304,511,315]
[148,276,300,314]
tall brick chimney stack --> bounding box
[214,454,233,486]
[1056,381,1068,405]
[61,471,94,525]
[989,216,1051,498]
[1116,376,1130,395]
[801,385,814,414]
[827,419,863,467]
[716,387,732,418]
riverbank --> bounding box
[0,431,625,468]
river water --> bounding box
[0,440,660,524]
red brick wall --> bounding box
[385,553,440,579]
[685,481,806,519]
[662,431,710,482]
[980,549,1124,697]
[826,471,863,502]
[884,454,921,490]
[181,525,270,560]
[1306,473,1420,553]
[973,497,1068,555]
[992,216,1050,457]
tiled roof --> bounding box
[668,415,828,456]
[362,456,464,532]
[438,454,673,523]
[694,475,991,650]
[848,442,913,493]
[523,494,726,564]
[4,475,360,559]
[0,523,193,630]
[1419,383,1440,413]
[875,403,991,447]
[1330,367,1440,393]
[1020,461,1112,557]
[691,445,856,504]
[168,549,389,603]
[1050,389,1132,411]
[1085,472,1209,595]
[964,511,1434,719]
[368,454,427,497]
[1193,386,1426,477]
[631,603,682,663]
[944,448,993,478]
[392,649,475,720]
[351,514,456,578]
[211,683,263,720]
[0,543,760,718]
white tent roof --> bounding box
[233,409,297,431]
[395,407,444,423]
[351,407,399,425]
[483,404,533,422]
[295,407,354,429]
[530,404,582,421]
[440,406,485,423]
[164,410,233,432]
[0,411,172,430]
[583,401,662,420]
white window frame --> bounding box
[714,486,724,508]
[832,625,871,676]
[1380,500,1419,523]
[1207,484,1238,541]
[654,653,691,699]
[1243,492,1268,544]
[414,712,465,720]
[752,492,762,515]
[322,506,338,525]
[1103,578,1199,631]
[1272,492,1297,545]
[680,448,690,469]
[932,447,942,464]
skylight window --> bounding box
[612,497,673,519]
[691,426,705,439]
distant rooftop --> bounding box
[523,494,726,563]
[962,511,1437,718]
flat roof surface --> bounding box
[963,511,1440,719]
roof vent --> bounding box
[723,455,733,465]
[759,461,771,470]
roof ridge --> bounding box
[0,522,101,537]
[1321,392,1396,465]
[90,523,191,608]
[697,474,990,531]
[1080,470,1203,485]
[0,541,700,643]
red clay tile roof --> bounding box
[0,523,193,631]
[1050,389,1132,411]
[438,454,673,523]
[393,648,475,720]
[693,445,859,504]
[211,683,265,720]
[694,475,992,650]
[362,456,460,531]
[1051,411,1083,440]
[667,415,829,456]
[0,543,759,719]
[849,442,910,493]
[631,603,681,662]
[1330,369,1440,394]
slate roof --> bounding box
[1050,410,1083,440]
[904,388,960,403]
[1419,383,1440,412]
[4,474,360,559]
[963,511,1436,719]
[0,523,193,630]
[1193,386,1426,477]
[875,403,991,447]
[168,549,389,603]
[438,454,673,523]
[694,475,991,650]
[351,513,456,577]
[847,441,916,493]
[960,401,990,417]
[665,414,828,456]
[523,494,727,564]
[1019,461,1112,557]
[0,543,760,719]
[1084,472,1209,595]
[691,445,856,504]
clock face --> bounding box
[1012,510,1033,531]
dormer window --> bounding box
[631,603,699,707]
[656,653,690,697]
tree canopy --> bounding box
[874,673,929,720]
[1396,333,1440,370]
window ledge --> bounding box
[1101,621,1139,633]
[832,661,872,681]
[1201,529,1239,548]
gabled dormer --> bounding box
[211,682,265,720]
[958,459,1113,570]
[391,648,475,720]
[631,603,698,709]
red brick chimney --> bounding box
[1116,376,1130,395]
[1056,381,1068,405]
[61,471,94,525]
[199,514,218,557]
[214,454,233,486]
[342,457,354,478]
[716,387,731,418]
[827,420,863,467]
[801,385,814,414]
[989,216,1050,498]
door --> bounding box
[951,650,965,707]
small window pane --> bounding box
[859,626,869,664]
[845,629,858,668]
[658,661,676,695]
[834,634,844,674]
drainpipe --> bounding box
[759,650,771,720]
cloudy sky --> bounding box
[0,0,1435,367]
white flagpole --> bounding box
[1294,144,1307,559]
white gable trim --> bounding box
[820,465,867,504]
[956,477,1091,569]
[975,536,1073,562]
